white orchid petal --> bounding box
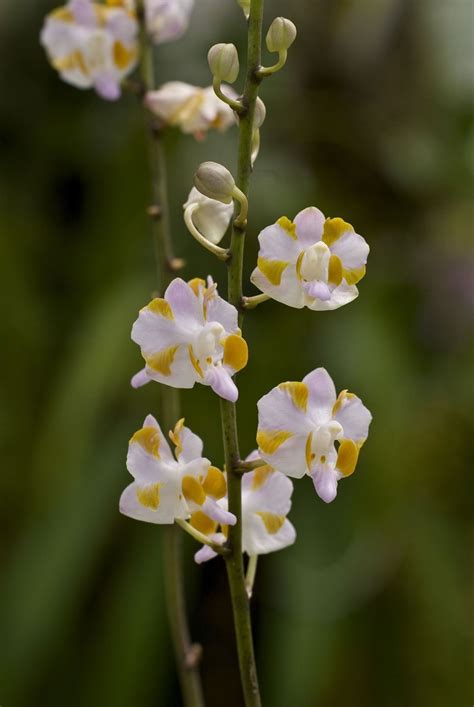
[257,384,312,435]
[194,532,226,564]
[205,366,238,402]
[293,206,325,246]
[256,221,301,262]
[176,425,204,463]
[201,498,237,526]
[306,281,359,311]
[302,367,337,423]
[120,481,181,524]
[145,81,235,136]
[329,230,369,271]
[334,395,372,443]
[184,188,233,245]
[164,278,205,326]
[242,514,296,556]
[131,367,151,389]
[243,468,294,516]
[304,280,331,301]
[251,263,305,308]
[145,0,194,45]
[205,291,239,333]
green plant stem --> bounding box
[140,21,205,707]
[220,1,264,705]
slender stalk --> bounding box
[184,204,229,260]
[139,14,205,707]
[220,1,265,705]
[176,518,229,555]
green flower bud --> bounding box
[194,162,236,204]
[208,43,239,84]
[236,0,250,18]
[266,17,297,53]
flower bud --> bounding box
[194,162,236,204]
[208,43,239,84]
[254,97,266,128]
[266,17,297,53]
[236,0,250,18]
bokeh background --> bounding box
[1,0,473,705]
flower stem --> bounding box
[220,1,265,705]
[176,518,229,555]
[139,21,205,707]
[184,204,229,260]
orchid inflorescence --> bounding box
[41,0,373,702]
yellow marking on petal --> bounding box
[277,216,297,240]
[332,389,355,416]
[202,466,227,499]
[328,254,343,286]
[343,265,366,285]
[53,50,88,76]
[223,334,248,373]
[129,426,161,457]
[336,439,359,477]
[221,524,229,539]
[257,257,289,286]
[145,345,179,376]
[279,382,309,412]
[295,250,305,281]
[257,512,285,534]
[187,278,206,296]
[182,476,206,505]
[251,465,274,490]
[170,92,204,127]
[322,217,353,246]
[136,483,162,510]
[257,429,293,455]
[190,511,218,535]
[188,345,204,378]
[169,418,185,457]
[113,41,136,70]
[147,297,174,319]
[305,431,315,470]
[50,7,75,22]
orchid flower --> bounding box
[145,0,194,44]
[40,0,138,100]
[183,188,233,245]
[256,367,372,503]
[131,277,248,402]
[145,82,237,138]
[251,207,370,310]
[194,452,296,564]
[120,415,236,526]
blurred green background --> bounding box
[1,0,472,705]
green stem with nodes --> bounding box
[139,14,204,707]
[219,0,265,705]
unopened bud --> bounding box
[208,43,239,84]
[254,97,266,128]
[194,162,236,204]
[266,17,297,53]
[236,0,250,18]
